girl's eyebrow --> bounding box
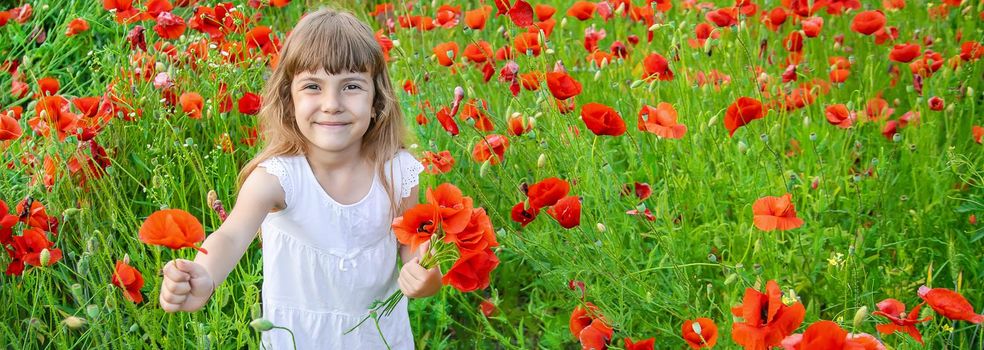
[340,76,370,84]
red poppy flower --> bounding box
[801,16,823,37]
[65,18,90,37]
[245,26,279,56]
[513,32,541,56]
[638,103,686,139]
[507,113,532,136]
[443,208,497,252]
[464,41,494,64]
[889,43,921,63]
[865,96,894,121]
[442,248,498,292]
[425,183,474,234]
[472,134,509,165]
[0,110,22,141]
[567,1,596,20]
[460,99,495,131]
[139,209,207,253]
[546,72,582,100]
[237,92,261,115]
[103,0,145,23]
[436,106,460,136]
[825,104,855,128]
[753,193,804,231]
[682,318,719,349]
[724,97,764,137]
[511,201,539,227]
[624,337,654,350]
[507,0,533,26]
[642,53,674,81]
[433,42,459,67]
[434,5,461,28]
[705,7,737,27]
[10,227,62,268]
[928,96,944,111]
[111,260,144,303]
[579,318,613,349]
[732,281,806,349]
[973,126,984,144]
[36,77,60,97]
[179,92,204,119]
[535,4,556,20]
[480,299,497,317]
[528,177,570,209]
[15,199,58,234]
[153,12,186,40]
[872,299,931,344]
[918,286,983,323]
[850,11,886,36]
[421,150,455,174]
[464,6,491,30]
[393,203,440,251]
[581,103,626,136]
[547,195,581,229]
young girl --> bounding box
[157,8,441,349]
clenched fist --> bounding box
[159,259,214,313]
[398,241,443,298]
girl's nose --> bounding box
[321,91,344,114]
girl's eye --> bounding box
[344,84,363,91]
[304,84,320,90]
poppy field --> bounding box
[2,0,984,348]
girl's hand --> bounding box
[159,259,215,312]
[398,241,443,298]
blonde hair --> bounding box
[238,7,408,217]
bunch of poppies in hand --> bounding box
[348,183,499,333]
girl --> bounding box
[157,8,441,349]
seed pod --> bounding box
[62,316,86,330]
[250,318,274,332]
[853,306,868,329]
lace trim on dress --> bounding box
[401,152,424,199]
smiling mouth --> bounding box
[315,122,350,127]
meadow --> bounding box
[1,0,983,348]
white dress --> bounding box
[256,150,424,350]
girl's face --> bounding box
[291,68,375,156]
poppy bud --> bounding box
[707,115,718,127]
[85,305,99,319]
[724,273,738,285]
[62,316,86,330]
[128,324,139,333]
[39,249,51,266]
[593,70,601,81]
[250,318,275,332]
[630,80,645,89]
[76,254,89,276]
[596,223,606,232]
[537,153,546,168]
[123,253,131,265]
[760,133,768,142]
[392,39,400,47]
[811,177,819,190]
[852,306,868,329]
[737,140,748,154]
[87,235,98,253]
[802,116,810,127]
[480,159,491,177]
[561,18,567,27]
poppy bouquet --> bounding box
[346,183,499,337]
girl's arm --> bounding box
[160,168,284,312]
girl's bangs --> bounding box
[281,14,383,78]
